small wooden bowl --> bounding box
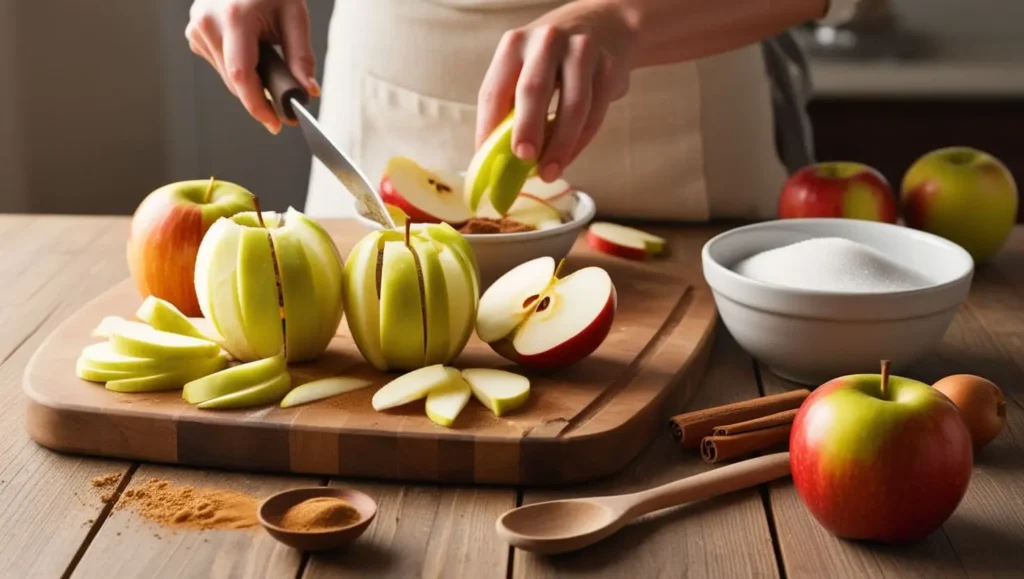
[258,487,377,551]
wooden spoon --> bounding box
[496,452,791,554]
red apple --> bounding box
[127,178,256,317]
[587,222,667,261]
[790,361,973,543]
[475,257,616,369]
[778,162,898,223]
[380,157,472,226]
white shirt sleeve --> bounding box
[817,0,864,27]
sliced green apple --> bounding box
[79,342,174,373]
[136,296,209,340]
[236,226,284,359]
[461,368,530,416]
[342,231,388,371]
[109,323,221,360]
[435,244,476,362]
[412,223,480,299]
[372,364,462,411]
[425,376,472,428]
[105,354,228,393]
[194,217,256,361]
[279,376,373,408]
[76,358,136,383]
[475,257,555,342]
[283,207,346,356]
[197,370,292,410]
[379,241,426,371]
[464,111,554,216]
[412,239,451,365]
[182,353,287,404]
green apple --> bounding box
[279,376,373,408]
[371,364,462,411]
[464,111,555,216]
[75,358,136,383]
[91,316,151,339]
[461,368,530,416]
[901,147,1019,262]
[136,296,208,340]
[79,342,181,374]
[197,370,292,410]
[104,354,228,393]
[109,323,221,360]
[344,223,479,372]
[182,353,287,404]
[425,376,472,427]
[194,206,345,363]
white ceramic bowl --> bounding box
[355,192,596,289]
[702,218,974,385]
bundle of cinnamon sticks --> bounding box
[668,389,810,464]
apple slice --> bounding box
[475,257,555,343]
[378,241,427,370]
[461,368,530,416]
[465,112,554,216]
[587,222,667,261]
[182,353,287,404]
[197,370,292,410]
[279,376,373,408]
[76,358,137,383]
[371,364,462,411]
[105,354,229,393]
[109,323,221,360]
[91,316,150,339]
[425,377,472,428]
[521,176,573,200]
[385,203,408,227]
[80,342,178,374]
[381,157,472,226]
[136,296,209,340]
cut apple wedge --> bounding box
[197,370,292,410]
[476,257,617,368]
[136,296,209,340]
[371,364,462,411]
[91,316,150,339]
[465,112,555,216]
[182,353,287,404]
[381,157,472,226]
[587,222,667,261]
[109,323,221,360]
[425,377,472,428]
[105,354,229,393]
[75,358,136,383]
[279,376,373,408]
[80,342,179,374]
[461,368,530,416]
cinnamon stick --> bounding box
[701,424,793,464]
[712,409,799,436]
[668,389,809,448]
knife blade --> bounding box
[256,42,396,230]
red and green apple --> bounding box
[778,162,898,223]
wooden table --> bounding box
[3,215,1023,578]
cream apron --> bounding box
[304,0,789,222]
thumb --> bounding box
[280,2,319,97]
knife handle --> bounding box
[255,42,309,123]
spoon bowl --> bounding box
[258,487,377,552]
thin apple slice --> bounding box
[372,364,462,411]
[379,241,426,371]
[182,353,287,404]
[342,232,388,370]
[411,239,451,366]
[136,296,209,340]
[279,376,373,408]
[587,222,667,261]
[197,370,292,410]
[79,342,173,373]
[76,358,137,383]
[475,257,555,343]
[236,226,285,359]
[412,223,480,299]
[425,377,472,428]
[283,207,346,358]
[521,176,573,200]
[195,217,257,361]
[381,157,472,225]
[436,244,476,361]
[105,354,229,393]
[461,368,530,416]
[91,316,150,339]
[109,323,221,360]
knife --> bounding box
[255,42,396,230]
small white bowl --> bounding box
[702,218,974,385]
[355,192,596,289]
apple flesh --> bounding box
[196,370,292,410]
[109,324,221,360]
[465,112,555,216]
[103,354,228,393]
[778,162,898,223]
[381,157,472,226]
[901,147,1019,262]
[587,222,667,261]
[790,363,973,542]
[461,368,530,416]
[136,296,209,340]
[425,377,472,427]
[128,178,256,317]
[182,353,287,404]
[372,365,463,411]
[476,257,617,369]
[280,376,373,408]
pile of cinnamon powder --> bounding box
[459,217,535,234]
[115,478,260,531]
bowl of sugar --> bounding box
[702,218,974,385]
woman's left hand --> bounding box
[476,2,637,183]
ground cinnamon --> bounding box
[279,497,361,532]
[459,217,536,234]
[116,478,260,531]
[701,424,793,464]
[668,389,810,448]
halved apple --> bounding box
[196,370,292,409]
[381,157,472,226]
[136,296,209,340]
[587,222,668,261]
[476,257,617,368]
[425,376,472,428]
[109,323,221,360]
[279,376,373,408]
[104,354,229,393]
[371,364,462,411]
[461,368,530,416]
[465,112,555,216]
[182,353,287,404]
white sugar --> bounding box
[732,237,931,293]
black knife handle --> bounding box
[255,42,309,123]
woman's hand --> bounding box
[186,0,319,134]
[476,1,637,183]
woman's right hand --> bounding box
[186,0,320,134]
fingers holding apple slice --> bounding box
[587,222,668,261]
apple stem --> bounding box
[203,176,217,204]
[252,195,266,228]
[404,219,411,247]
[553,258,566,280]
[880,359,891,399]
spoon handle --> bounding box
[624,452,791,517]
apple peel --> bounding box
[587,222,668,261]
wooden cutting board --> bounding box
[23,226,717,486]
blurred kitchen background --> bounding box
[1,0,1022,217]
